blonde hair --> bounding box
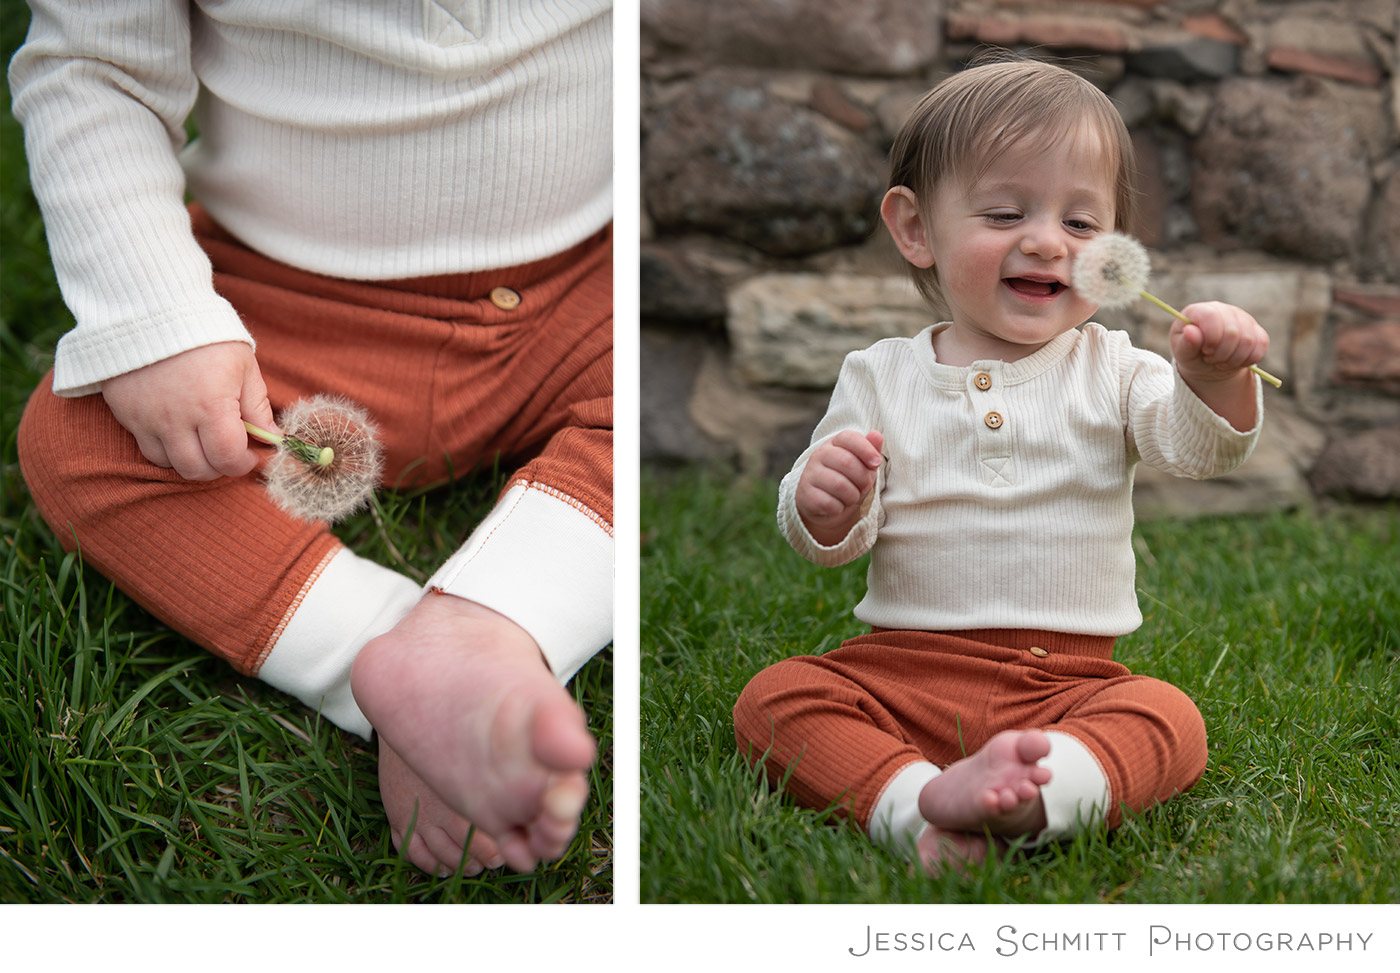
[888,54,1138,310]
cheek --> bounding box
[942,239,1005,292]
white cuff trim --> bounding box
[868,760,941,856]
[257,547,421,740]
[1035,731,1111,844]
[424,482,612,684]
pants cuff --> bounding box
[868,759,941,856]
[1033,730,1111,844]
[257,546,421,739]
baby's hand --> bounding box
[1170,301,1269,385]
[101,341,279,481]
[795,429,884,546]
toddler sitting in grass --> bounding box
[733,54,1269,872]
[12,1,612,879]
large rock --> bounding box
[1364,171,1400,282]
[640,0,942,77]
[1333,321,1400,395]
[1128,33,1240,81]
[640,329,734,466]
[1309,424,1400,499]
[640,244,727,323]
[1191,78,1383,262]
[687,349,826,474]
[643,80,886,257]
[727,273,931,387]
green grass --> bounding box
[640,469,1399,903]
[1,487,613,904]
[1,12,610,903]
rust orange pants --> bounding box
[733,628,1208,834]
[19,205,612,676]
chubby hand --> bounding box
[795,429,884,546]
[1170,301,1269,384]
[101,341,279,481]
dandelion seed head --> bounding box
[263,394,383,523]
[1073,232,1151,309]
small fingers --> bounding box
[130,432,172,471]
[804,464,866,514]
[198,414,258,478]
[829,428,884,470]
[1177,302,1269,372]
[162,431,222,481]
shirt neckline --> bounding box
[914,322,1085,389]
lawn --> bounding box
[0,11,610,904]
[640,468,1399,904]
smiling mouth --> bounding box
[1005,277,1064,297]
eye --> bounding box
[984,212,1021,224]
[1065,219,1099,233]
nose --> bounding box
[1019,218,1069,260]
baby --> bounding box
[12,2,613,878]
[733,55,1268,872]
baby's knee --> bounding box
[18,378,80,530]
[1128,677,1208,788]
[18,376,134,541]
[1160,682,1209,784]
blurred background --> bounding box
[639,0,1400,519]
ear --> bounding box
[880,187,935,269]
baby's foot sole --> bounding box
[352,593,596,863]
[918,730,1051,837]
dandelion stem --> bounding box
[244,421,335,466]
[1138,289,1283,389]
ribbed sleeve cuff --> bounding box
[52,297,252,397]
[423,482,612,684]
[1168,367,1263,476]
[777,437,883,566]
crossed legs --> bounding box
[733,629,1207,873]
[18,211,614,877]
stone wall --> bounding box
[639,0,1400,516]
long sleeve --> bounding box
[9,0,613,397]
[777,351,888,566]
[1125,360,1263,479]
[9,1,251,396]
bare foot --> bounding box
[918,730,1051,837]
[377,737,504,877]
[351,592,596,871]
[915,824,992,875]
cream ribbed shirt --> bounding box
[10,0,612,396]
[779,323,1262,636]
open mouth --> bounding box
[1004,277,1064,297]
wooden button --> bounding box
[1029,646,1049,658]
[983,411,1003,429]
[973,371,992,390]
[490,286,521,310]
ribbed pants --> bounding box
[733,628,1208,839]
[18,205,612,678]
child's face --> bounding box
[920,128,1117,363]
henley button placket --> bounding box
[971,362,1013,486]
